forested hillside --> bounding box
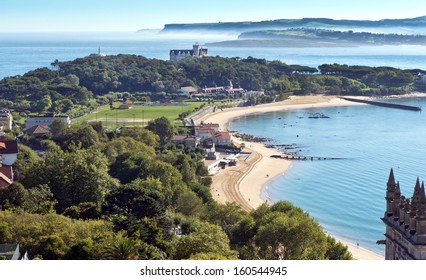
[0,119,352,260]
[0,55,421,120]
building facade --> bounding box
[170,43,208,61]
[25,114,71,130]
[382,168,426,259]
[0,110,13,131]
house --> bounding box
[0,110,13,131]
[212,131,232,146]
[194,127,216,141]
[25,113,71,130]
[0,139,18,165]
[194,123,232,145]
[25,125,50,137]
[0,244,20,260]
[194,123,219,139]
[0,165,13,189]
[176,86,198,95]
[201,87,225,94]
[118,103,132,109]
[204,159,221,176]
[170,43,208,61]
[171,135,200,147]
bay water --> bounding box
[2,32,426,79]
[229,97,426,255]
[3,32,426,256]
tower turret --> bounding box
[193,43,200,58]
[395,181,401,198]
[412,178,422,212]
[386,168,398,216]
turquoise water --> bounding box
[229,97,426,255]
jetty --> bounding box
[270,155,345,161]
[339,96,421,111]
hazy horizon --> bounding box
[1,0,426,32]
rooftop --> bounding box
[0,140,18,155]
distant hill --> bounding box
[207,28,426,47]
[158,16,426,34]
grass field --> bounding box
[73,101,220,128]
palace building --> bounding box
[381,168,426,259]
[169,43,208,61]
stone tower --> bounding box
[381,168,426,259]
[193,43,200,58]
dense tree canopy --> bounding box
[0,54,420,120]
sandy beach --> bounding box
[198,95,384,260]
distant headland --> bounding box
[144,16,426,48]
[151,16,426,34]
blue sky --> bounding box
[1,0,426,32]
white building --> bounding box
[0,140,18,166]
[25,114,71,130]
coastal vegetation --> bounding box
[0,54,422,126]
[0,119,353,260]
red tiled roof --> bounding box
[26,125,50,136]
[214,132,231,141]
[0,140,18,155]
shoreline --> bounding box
[198,95,385,260]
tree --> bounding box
[0,182,28,210]
[33,95,52,113]
[229,201,351,260]
[58,124,100,150]
[65,74,80,86]
[146,117,176,146]
[23,146,118,211]
[173,221,238,260]
[107,236,141,260]
[102,180,166,219]
[175,190,205,217]
[119,127,159,147]
[324,236,353,260]
[49,118,68,138]
[98,137,156,164]
[0,211,116,260]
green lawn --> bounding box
[73,101,221,128]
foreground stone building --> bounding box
[382,168,426,259]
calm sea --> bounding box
[2,32,426,79]
[229,97,426,255]
[2,32,426,256]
